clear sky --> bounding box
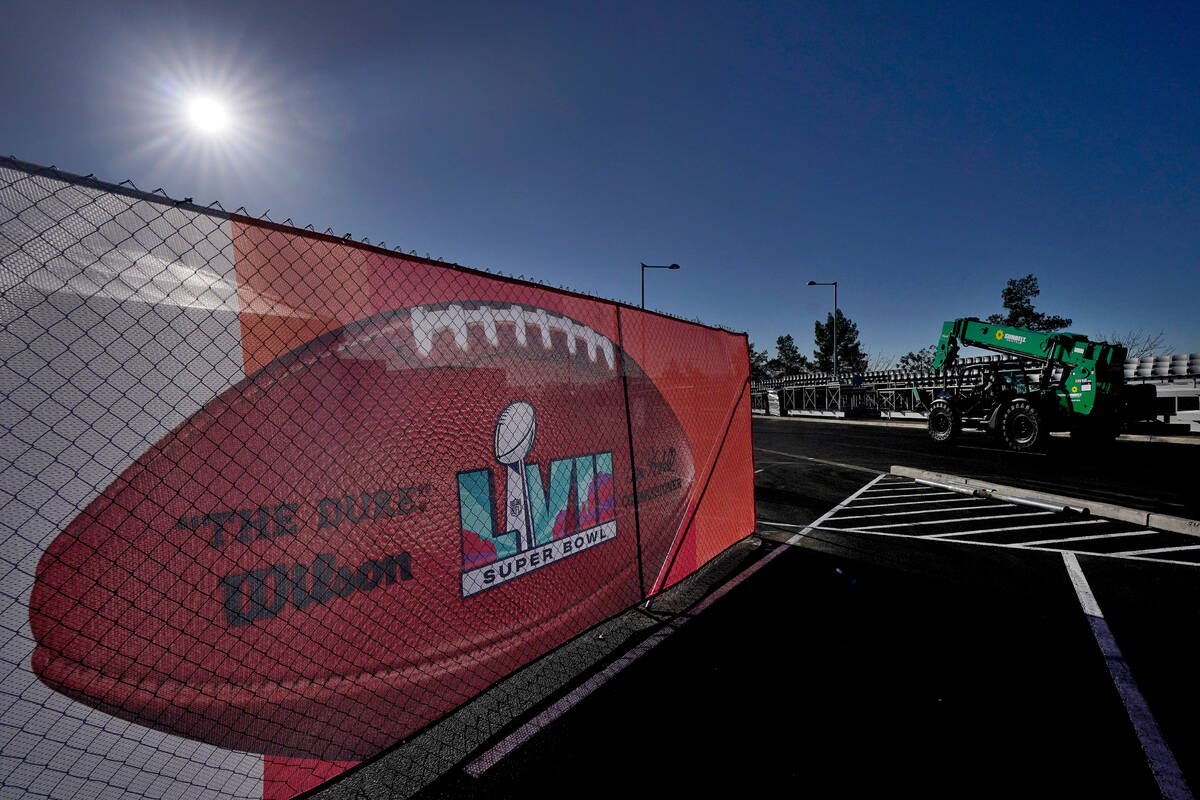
[3,0,1197,361]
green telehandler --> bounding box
[926,318,1156,451]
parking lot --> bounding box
[748,420,1200,800]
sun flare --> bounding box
[186,96,231,135]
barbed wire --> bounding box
[1,155,746,336]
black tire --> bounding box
[927,403,960,444]
[1001,400,1047,452]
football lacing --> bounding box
[408,303,616,370]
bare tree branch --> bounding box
[866,350,896,372]
[1100,329,1174,360]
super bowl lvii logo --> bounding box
[458,402,617,597]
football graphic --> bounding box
[29,301,694,761]
[494,401,536,465]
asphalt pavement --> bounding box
[752,415,1199,517]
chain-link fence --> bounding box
[1,157,755,799]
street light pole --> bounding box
[640,262,681,309]
[807,280,839,380]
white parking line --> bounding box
[832,504,999,521]
[1063,553,1103,615]
[1118,544,1200,557]
[779,473,889,545]
[856,511,1056,531]
[853,491,957,501]
[1063,553,1194,800]
[791,523,1200,569]
[1021,531,1157,547]
[924,517,1103,537]
[844,497,984,509]
[861,485,930,493]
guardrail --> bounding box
[751,352,1200,393]
[750,354,1200,430]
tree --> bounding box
[985,274,1072,332]
[748,342,772,382]
[1101,329,1173,360]
[813,310,867,374]
[866,350,896,372]
[765,334,809,377]
[898,345,935,372]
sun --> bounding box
[124,54,284,184]
[186,96,231,135]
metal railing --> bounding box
[750,353,1200,426]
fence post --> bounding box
[615,305,647,600]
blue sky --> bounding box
[3,0,1197,361]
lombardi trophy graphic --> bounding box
[494,401,537,551]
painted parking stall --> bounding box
[819,475,1200,565]
[755,470,1197,800]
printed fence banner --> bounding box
[0,158,754,799]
